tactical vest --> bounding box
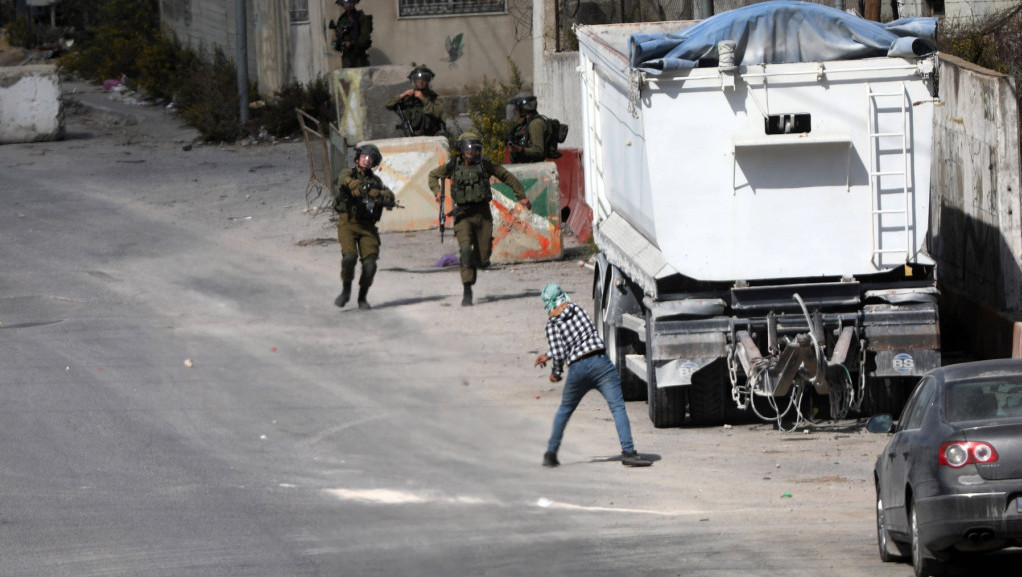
[450,162,491,205]
[337,169,386,222]
[401,94,442,136]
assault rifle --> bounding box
[328,19,357,53]
[394,103,414,137]
[438,176,447,243]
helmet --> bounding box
[337,0,358,5]
[354,143,382,168]
[408,65,435,84]
[457,132,483,163]
[510,91,537,112]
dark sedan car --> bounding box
[870,359,1022,577]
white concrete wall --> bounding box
[0,65,63,144]
[930,54,1022,312]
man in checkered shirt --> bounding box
[534,283,652,468]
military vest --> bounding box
[336,168,386,222]
[399,93,442,136]
[450,162,491,205]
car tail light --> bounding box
[939,442,999,467]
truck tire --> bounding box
[689,359,728,427]
[595,273,646,402]
[646,360,686,428]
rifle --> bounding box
[328,18,357,53]
[438,176,447,243]
[394,103,414,137]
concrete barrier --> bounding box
[492,162,562,263]
[0,64,64,144]
[368,136,451,233]
[332,65,420,144]
[363,137,563,262]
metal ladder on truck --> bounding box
[866,82,913,269]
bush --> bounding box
[60,0,161,82]
[939,6,1022,90]
[176,46,242,142]
[254,75,335,139]
[136,32,186,102]
[466,59,524,164]
[6,15,40,49]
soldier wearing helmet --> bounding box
[385,65,445,137]
[332,143,396,310]
[330,0,372,68]
[427,133,532,306]
[507,91,546,163]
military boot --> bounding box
[461,283,473,307]
[334,282,352,308]
[357,285,371,310]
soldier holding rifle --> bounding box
[333,144,396,310]
[385,65,445,137]
[330,0,372,68]
[427,133,531,307]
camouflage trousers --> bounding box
[452,203,493,285]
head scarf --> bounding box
[541,283,571,312]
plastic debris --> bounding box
[435,253,459,267]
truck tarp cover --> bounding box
[629,1,937,73]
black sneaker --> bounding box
[542,451,559,467]
[621,451,652,467]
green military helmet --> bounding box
[456,132,483,163]
[510,91,538,112]
[354,143,382,168]
[408,65,435,84]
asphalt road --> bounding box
[1,80,1018,577]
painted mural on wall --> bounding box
[445,33,464,65]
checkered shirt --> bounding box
[544,303,605,379]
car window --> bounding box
[899,377,936,431]
[947,379,1022,422]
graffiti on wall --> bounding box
[445,33,464,66]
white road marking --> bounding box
[326,488,707,516]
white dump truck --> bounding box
[577,2,942,427]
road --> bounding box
[1,80,1016,576]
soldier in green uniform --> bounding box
[331,0,372,68]
[428,133,532,306]
[507,91,546,163]
[333,143,396,310]
[385,65,445,137]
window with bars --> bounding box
[398,0,507,18]
[289,0,309,22]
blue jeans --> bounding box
[547,355,635,454]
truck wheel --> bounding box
[596,285,646,402]
[646,361,686,428]
[689,359,727,427]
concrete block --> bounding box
[491,162,562,263]
[332,65,420,144]
[364,136,451,233]
[0,65,64,144]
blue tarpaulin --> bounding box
[629,1,938,73]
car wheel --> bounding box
[910,502,946,577]
[876,492,907,562]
